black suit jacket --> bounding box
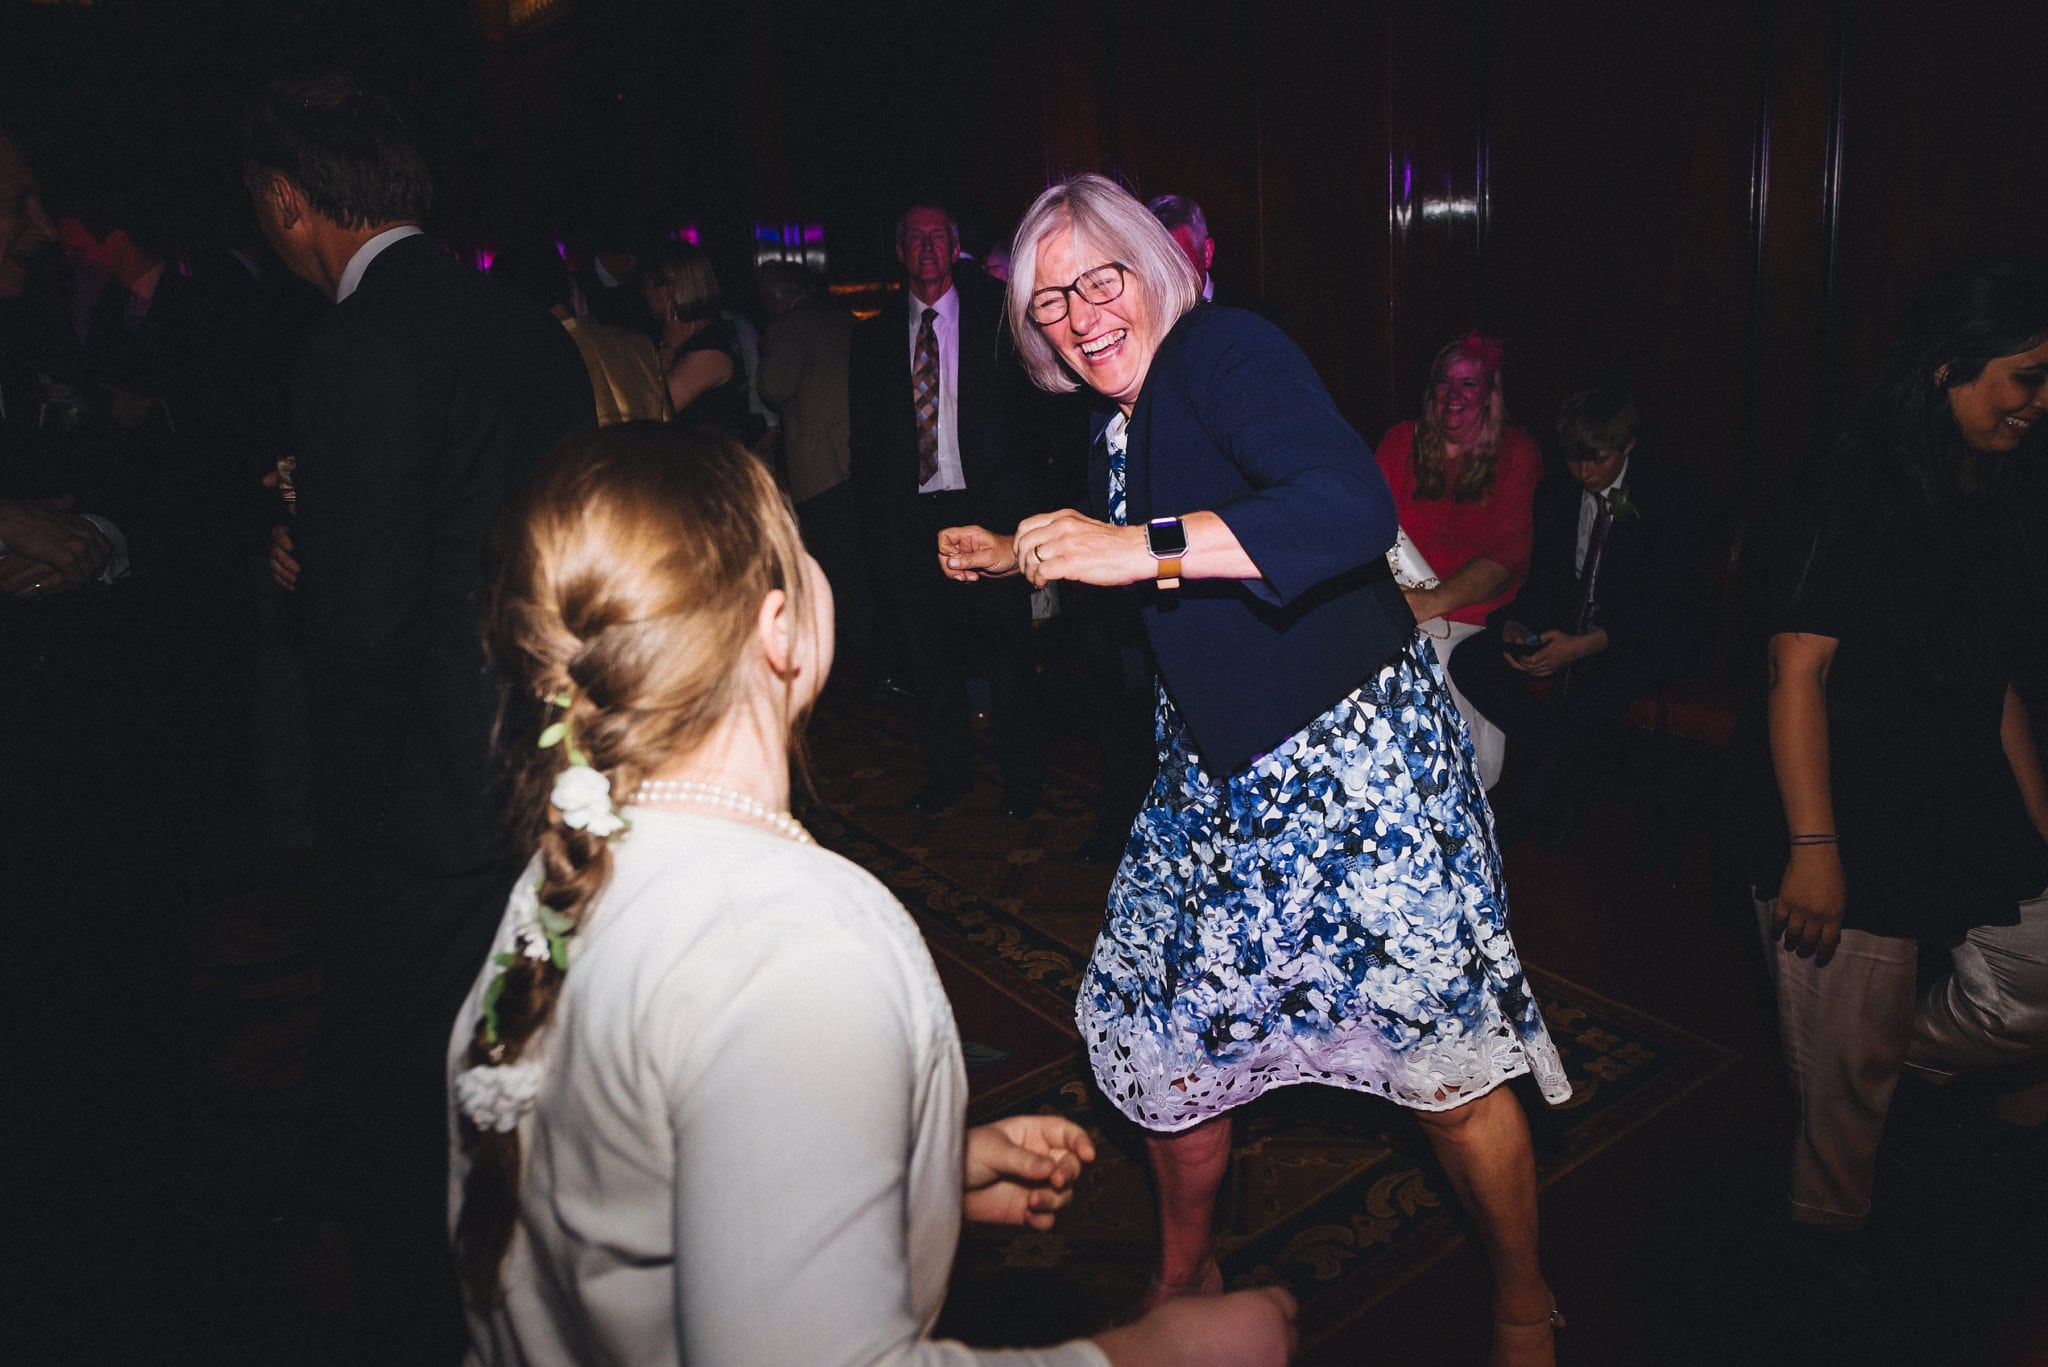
[1497,457,1695,669]
[572,262,651,335]
[846,277,1042,573]
[290,233,593,881]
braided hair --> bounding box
[454,423,815,1306]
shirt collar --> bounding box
[336,225,425,303]
[1103,409,1130,451]
[1587,456,1632,502]
[1608,456,1632,497]
[1200,274,1214,303]
[907,284,958,330]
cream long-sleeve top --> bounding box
[448,808,1109,1367]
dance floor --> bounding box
[802,700,1737,1361]
[166,676,2047,1365]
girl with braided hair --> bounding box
[449,425,1295,1366]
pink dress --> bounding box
[1374,421,1540,626]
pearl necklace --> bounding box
[630,778,813,845]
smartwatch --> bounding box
[1145,516,1187,590]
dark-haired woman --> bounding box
[1753,257,2048,1236]
[643,242,755,441]
[447,426,1295,1366]
[1375,335,1541,789]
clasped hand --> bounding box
[962,1113,1095,1230]
[939,510,1150,590]
[0,496,113,598]
[1503,621,1603,677]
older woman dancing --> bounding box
[940,176,1572,1366]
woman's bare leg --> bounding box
[1142,1114,1233,1301]
[1414,1085,1556,1367]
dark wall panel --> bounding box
[1754,0,1838,486]
[1379,0,1487,432]
[1484,2,1760,499]
[1109,0,1261,280]
[1831,0,2048,387]
[1251,5,1391,431]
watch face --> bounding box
[1146,516,1188,559]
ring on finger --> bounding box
[1034,545,1046,563]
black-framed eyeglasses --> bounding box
[1028,262,1129,326]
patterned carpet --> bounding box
[800,696,1739,1360]
[180,689,1740,1363]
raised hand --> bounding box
[962,1113,1096,1230]
[0,497,111,593]
[937,523,1019,582]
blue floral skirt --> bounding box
[1078,631,1572,1132]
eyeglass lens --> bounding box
[1030,264,1125,323]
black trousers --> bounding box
[308,856,517,1366]
[883,490,1045,794]
[1447,626,1664,817]
[1068,581,1157,833]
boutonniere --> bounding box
[1606,487,1642,523]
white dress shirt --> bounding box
[906,286,964,493]
[335,224,425,303]
[1575,456,1631,574]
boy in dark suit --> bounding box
[1449,387,1693,845]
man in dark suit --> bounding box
[1147,192,1280,322]
[569,216,650,333]
[245,78,592,1363]
[1449,387,1694,845]
[849,200,1045,817]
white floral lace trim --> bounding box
[455,1059,546,1133]
[1080,988,1571,1132]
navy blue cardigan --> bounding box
[1090,305,1412,777]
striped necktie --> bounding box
[1573,490,1614,633]
[913,307,939,485]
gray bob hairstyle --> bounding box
[1005,174,1203,395]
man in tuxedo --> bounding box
[1449,386,1695,846]
[245,78,591,1363]
[849,200,1045,817]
